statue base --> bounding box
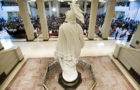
[42,60,97,90]
[58,72,82,90]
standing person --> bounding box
[126,30,130,41]
[127,31,132,42]
[120,28,127,39]
[115,27,119,39]
[118,27,122,39]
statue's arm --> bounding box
[55,25,65,60]
[78,25,85,48]
[58,26,64,42]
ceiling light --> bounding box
[52,7,56,12]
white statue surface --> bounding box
[55,1,85,82]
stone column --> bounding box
[102,0,116,40]
[36,0,49,41]
[28,2,33,17]
[17,0,35,41]
[103,0,108,14]
[84,0,87,14]
[27,1,32,17]
[88,0,99,40]
[56,1,60,17]
[131,24,140,49]
[49,1,52,16]
[0,42,3,50]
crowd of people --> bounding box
[0,13,139,41]
[110,18,139,42]
[0,18,6,31]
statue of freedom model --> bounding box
[55,1,84,82]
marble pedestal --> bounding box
[42,60,97,90]
[58,72,82,90]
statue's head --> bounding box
[65,2,84,24]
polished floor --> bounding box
[0,37,130,59]
[1,30,137,90]
[0,29,131,59]
[6,56,134,90]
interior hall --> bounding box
[0,0,140,90]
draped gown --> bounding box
[55,21,84,82]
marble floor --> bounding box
[6,56,134,90]
[0,29,131,59]
[1,33,138,90]
[0,37,130,59]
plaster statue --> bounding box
[55,1,84,82]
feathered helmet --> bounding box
[65,1,84,23]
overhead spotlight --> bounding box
[52,7,56,12]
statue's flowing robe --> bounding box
[55,22,84,79]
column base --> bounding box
[58,72,82,90]
[88,38,94,40]
[130,44,135,48]
[26,37,35,42]
[102,38,108,40]
[0,47,4,51]
[43,39,49,41]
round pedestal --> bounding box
[58,72,82,89]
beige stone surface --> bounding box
[131,24,140,49]
[17,0,35,41]
[110,55,140,90]
[88,0,99,40]
[113,44,122,58]
[102,0,116,39]
[113,44,140,75]
[36,0,49,41]
[6,56,134,90]
[0,46,23,75]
